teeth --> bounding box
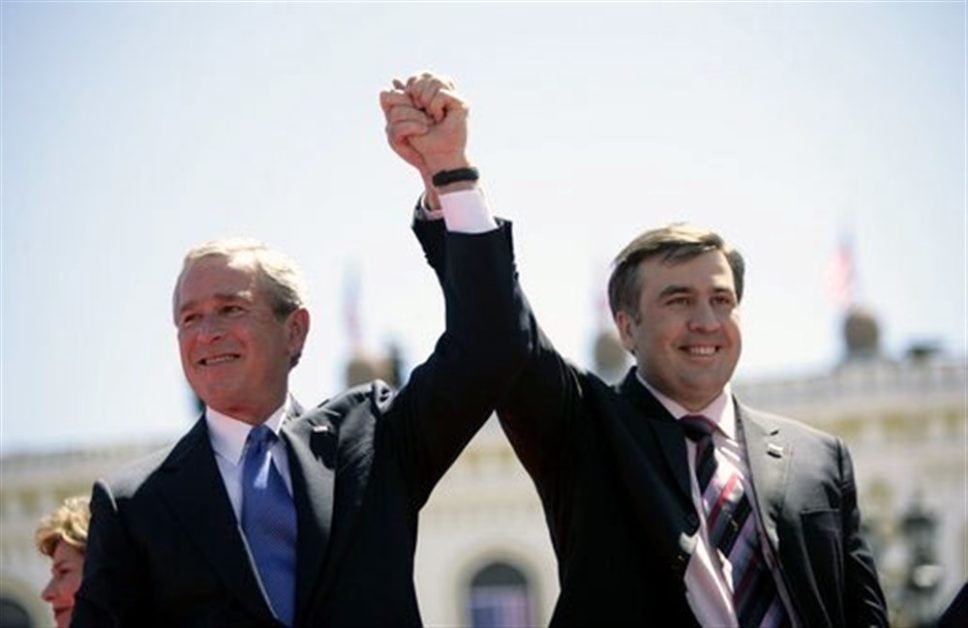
[686,346,716,356]
[202,355,237,366]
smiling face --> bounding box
[174,254,309,424]
[615,250,741,411]
[41,540,84,628]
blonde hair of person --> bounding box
[35,495,90,557]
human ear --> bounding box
[613,311,638,355]
[287,309,311,355]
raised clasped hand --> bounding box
[379,71,471,179]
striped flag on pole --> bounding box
[824,236,854,308]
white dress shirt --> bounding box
[206,399,294,522]
[638,375,798,627]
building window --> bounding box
[468,561,532,628]
[0,596,33,628]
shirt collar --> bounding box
[636,371,735,439]
[205,398,291,466]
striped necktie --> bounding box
[242,425,297,626]
[680,415,788,628]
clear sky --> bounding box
[1,2,964,453]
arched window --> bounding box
[0,596,34,628]
[468,561,532,628]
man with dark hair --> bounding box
[73,74,530,627]
[387,74,887,627]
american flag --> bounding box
[824,237,854,309]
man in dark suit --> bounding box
[390,75,888,627]
[72,75,529,627]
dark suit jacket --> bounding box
[73,223,530,627]
[415,219,887,628]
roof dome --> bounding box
[843,306,881,359]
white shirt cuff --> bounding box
[439,188,498,234]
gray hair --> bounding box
[173,237,310,367]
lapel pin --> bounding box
[767,443,784,458]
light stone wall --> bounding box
[0,442,167,627]
[1,356,963,626]
[414,417,557,626]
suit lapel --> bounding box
[280,403,338,621]
[736,402,791,551]
[619,371,692,504]
[156,417,275,623]
[311,393,380,600]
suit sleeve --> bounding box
[411,216,583,508]
[391,217,532,507]
[837,441,889,626]
[71,480,147,628]
[412,215,447,290]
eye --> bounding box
[666,296,691,307]
[219,304,245,316]
[712,294,735,308]
[179,312,200,328]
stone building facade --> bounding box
[1,314,964,626]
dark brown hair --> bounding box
[607,223,745,319]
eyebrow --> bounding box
[657,285,735,299]
[657,285,694,299]
[177,293,249,316]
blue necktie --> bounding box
[241,425,297,626]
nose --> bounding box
[689,301,721,333]
[41,576,57,602]
[196,314,226,343]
